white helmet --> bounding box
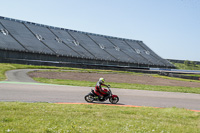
[99,78,105,84]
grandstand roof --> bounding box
[0,16,174,68]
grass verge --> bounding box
[152,74,200,83]
[33,78,200,94]
[0,102,199,133]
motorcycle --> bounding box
[84,86,119,104]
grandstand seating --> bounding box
[0,16,175,69]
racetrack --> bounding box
[0,69,200,111]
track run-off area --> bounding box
[0,69,200,112]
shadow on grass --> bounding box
[91,102,125,105]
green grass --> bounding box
[0,102,199,133]
[33,78,200,94]
[179,74,200,77]
[152,74,200,83]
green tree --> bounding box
[190,61,196,67]
[184,60,190,66]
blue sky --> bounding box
[1,0,200,61]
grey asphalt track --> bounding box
[0,69,200,111]
[5,69,44,82]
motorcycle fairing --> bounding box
[112,95,118,98]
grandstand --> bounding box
[0,16,175,70]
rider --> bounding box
[94,78,109,99]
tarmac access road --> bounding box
[0,69,199,111]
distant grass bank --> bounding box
[173,62,200,70]
[0,102,199,133]
[33,78,200,94]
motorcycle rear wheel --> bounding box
[109,96,119,104]
[85,94,94,103]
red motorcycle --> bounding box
[84,86,119,104]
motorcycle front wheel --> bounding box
[109,96,119,104]
[85,94,94,103]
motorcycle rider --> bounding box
[94,78,110,100]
